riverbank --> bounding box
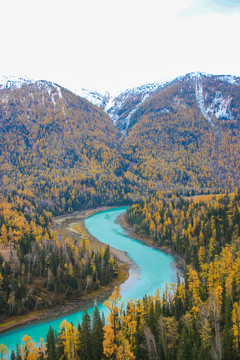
[55,206,135,268]
[0,206,183,336]
[116,213,185,276]
[0,263,128,334]
[0,206,131,334]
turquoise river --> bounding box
[0,207,178,353]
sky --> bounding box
[0,0,240,94]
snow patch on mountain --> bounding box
[75,88,111,109]
[118,82,161,97]
[122,107,139,135]
[195,82,217,130]
[187,71,210,80]
[0,76,68,118]
[195,81,234,139]
[72,82,164,133]
[207,91,233,120]
[0,76,67,98]
[56,85,62,99]
[216,75,240,86]
[0,75,34,89]
[187,72,240,86]
[51,93,56,108]
[35,80,62,95]
[105,83,164,133]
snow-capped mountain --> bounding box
[0,75,65,98]
[119,71,240,190]
[110,72,240,134]
[1,72,239,136]
[105,83,164,134]
[74,82,166,134]
[74,88,111,110]
[76,72,240,135]
[1,71,240,190]
[125,71,240,132]
[0,76,70,118]
[188,72,239,129]
[0,75,35,89]
[0,74,121,174]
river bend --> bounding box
[0,207,177,353]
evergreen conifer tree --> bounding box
[80,309,93,360]
[92,306,104,360]
[46,326,57,360]
[10,350,16,360]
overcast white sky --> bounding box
[0,0,240,94]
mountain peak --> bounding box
[0,75,35,89]
[186,71,209,78]
[74,88,111,109]
[183,71,240,85]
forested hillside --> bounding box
[9,190,240,359]
[0,195,118,320]
[1,73,240,213]
[0,80,126,325]
[0,80,132,214]
[0,73,240,358]
[122,73,240,191]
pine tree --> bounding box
[148,301,156,336]
[56,327,66,360]
[92,306,104,360]
[46,326,57,360]
[177,325,194,360]
[222,295,234,360]
[80,309,93,360]
[15,345,21,360]
[10,350,16,360]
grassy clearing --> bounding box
[0,309,46,332]
[184,194,220,203]
[72,223,84,234]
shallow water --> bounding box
[0,207,177,353]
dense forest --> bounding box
[1,74,240,217]
[0,194,118,320]
[0,74,240,358]
[123,75,240,191]
[0,81,134,214]
[6,190,240,359]
[126,191,240,266]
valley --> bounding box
[0,72,240,359]
[0,207,177,355]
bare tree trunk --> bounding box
[143,326,158,360]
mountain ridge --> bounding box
[67,71,240,134]
[1,71,239,134]
[0,71,240,208]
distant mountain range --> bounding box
[76,82,163,134]
[75,72,240,135]
[0,72,240,210]
[121,72,240,190]
[2,72,239,134]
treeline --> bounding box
[0,195,118,320]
